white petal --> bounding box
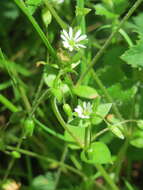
[75,34,87,42]
[63,29,70,40]
[63,41,70,49]
[71,61,80,69]
[69,27,73,39]
[58,0,64,3]
[61,34,68,41]
[83,102,87,109]
[74,30,81,40]
[75,44,86,49]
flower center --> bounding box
[69,40,75,47]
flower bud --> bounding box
[63,104,72,118]
[23,118,35,138]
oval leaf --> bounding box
[109,125,124,139]
[92,103,112,125]
[73,85,98,99]
[130,130,143,148]
[64,125,85,149]
[81,142,112,164]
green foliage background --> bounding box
[1,0,143,190]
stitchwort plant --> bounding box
[1,0,143,190]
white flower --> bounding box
[74,102,92,119]
[57,0,64,3]
[61,27,87,51]
[51,0,64,4]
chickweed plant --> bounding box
[1,0,143,190]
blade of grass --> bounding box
[0,94,19,113]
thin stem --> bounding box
[114,139,130,182]
[18,84,31,113]
[6,145,86,179]
[91,70,123,121]
[77,0,86,33]
[77,0,143,85]
[84,124,91,148]
[54,146,68,190]
[30,89,50,117]
[51,98,83,148]
[92,128,109,141]
[14,0,58,60]
[3,137,23,181]
[44,0,67,29]
[77,0,88,83]
[31,76,44,107]
[0,94,19,113]
[34,118,65,141]
[95,164,120,190]
[119,29,134,47]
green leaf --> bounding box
[51,88,63,103]
[107,83,137,102]
[64,125,85,149]
[125,13,143,39]
[76,7,91,16]
[81,142,112,164]
[112,0,129,15]
[108,125,124,139]
[107,115,124,139]
[121,40,143,68]
[94,4,117,19]
[132,13,143,38]
[137,120,143,130]
[92,103,112,125]
[43,65,58,87]
[73,85,98,99]
[130,129,143,148]
[26,0,43,15]
[124,179,135,190]
[32,172,56,190]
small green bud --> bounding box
[63,104,72,118]
[11,151,21,159]
[42,8,52,28]
[23,118,35,138]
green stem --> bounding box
[54,146,68,190]
[3,137,24,181]
[95,164,120,190]
[77,0,88,83]
[14,0,57,60]
[77,0,86,33]
[91,70,123,121]
[114,139,130,182]
[34,118,65,141]
[44,0,67,29]
[6,145,86,179]
[77,0,143,85]
[0,94,19,113]
[92,128,109,141]
[84,123,91,148]
[30,89,50,117]
[51,98,83,148]
[119,29,134,47]
[31,76,44,107]
[18,85,31,113]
